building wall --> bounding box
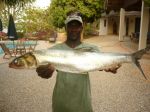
[99,15,141,36]
[99,18,108,35]
[106,17,120,35]
[107,18,113,34]
[99,16,120,35]
[128,16,136,36]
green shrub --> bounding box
[17,32,24,38]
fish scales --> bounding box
[10,50,131,73]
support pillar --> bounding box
[139,1,149,50]
[119,8,125,41]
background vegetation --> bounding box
[0,0,104,39]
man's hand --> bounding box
[36,64,55,79]
[99,64,121,74]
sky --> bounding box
[33,0,51,8]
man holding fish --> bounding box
[36,12,120,112]
[9,11,149,112]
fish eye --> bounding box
[14,59,24,66]
[14,59,18,63]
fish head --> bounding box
[9,52,37,69]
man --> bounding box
[36,12,120,112]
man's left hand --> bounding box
[99,64,121,74]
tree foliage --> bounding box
[0,0,35,31]
[0,0,35,7]
[144,0,150,6]
[49,0,104,28]
[17,7,52,33]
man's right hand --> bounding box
[36,64,55,79]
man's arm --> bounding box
[36,44,62,79]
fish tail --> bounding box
[131,45,150,80]
[132,45,150,60]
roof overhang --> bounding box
[101,11,141,17]
[105,0,142,11]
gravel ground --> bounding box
[0,35,150,112]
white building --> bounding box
[99,0,150,50]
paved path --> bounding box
[0,35,150,112]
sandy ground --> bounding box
[0,35,150,112]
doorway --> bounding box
[135,17,141,32]
[126,17,129,36]
[113,22,117,34]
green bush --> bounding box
[17,32,24,38]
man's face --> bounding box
[66,20,83,41]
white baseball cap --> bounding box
[65,15,83,25]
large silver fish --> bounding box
[9,46,150,79]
